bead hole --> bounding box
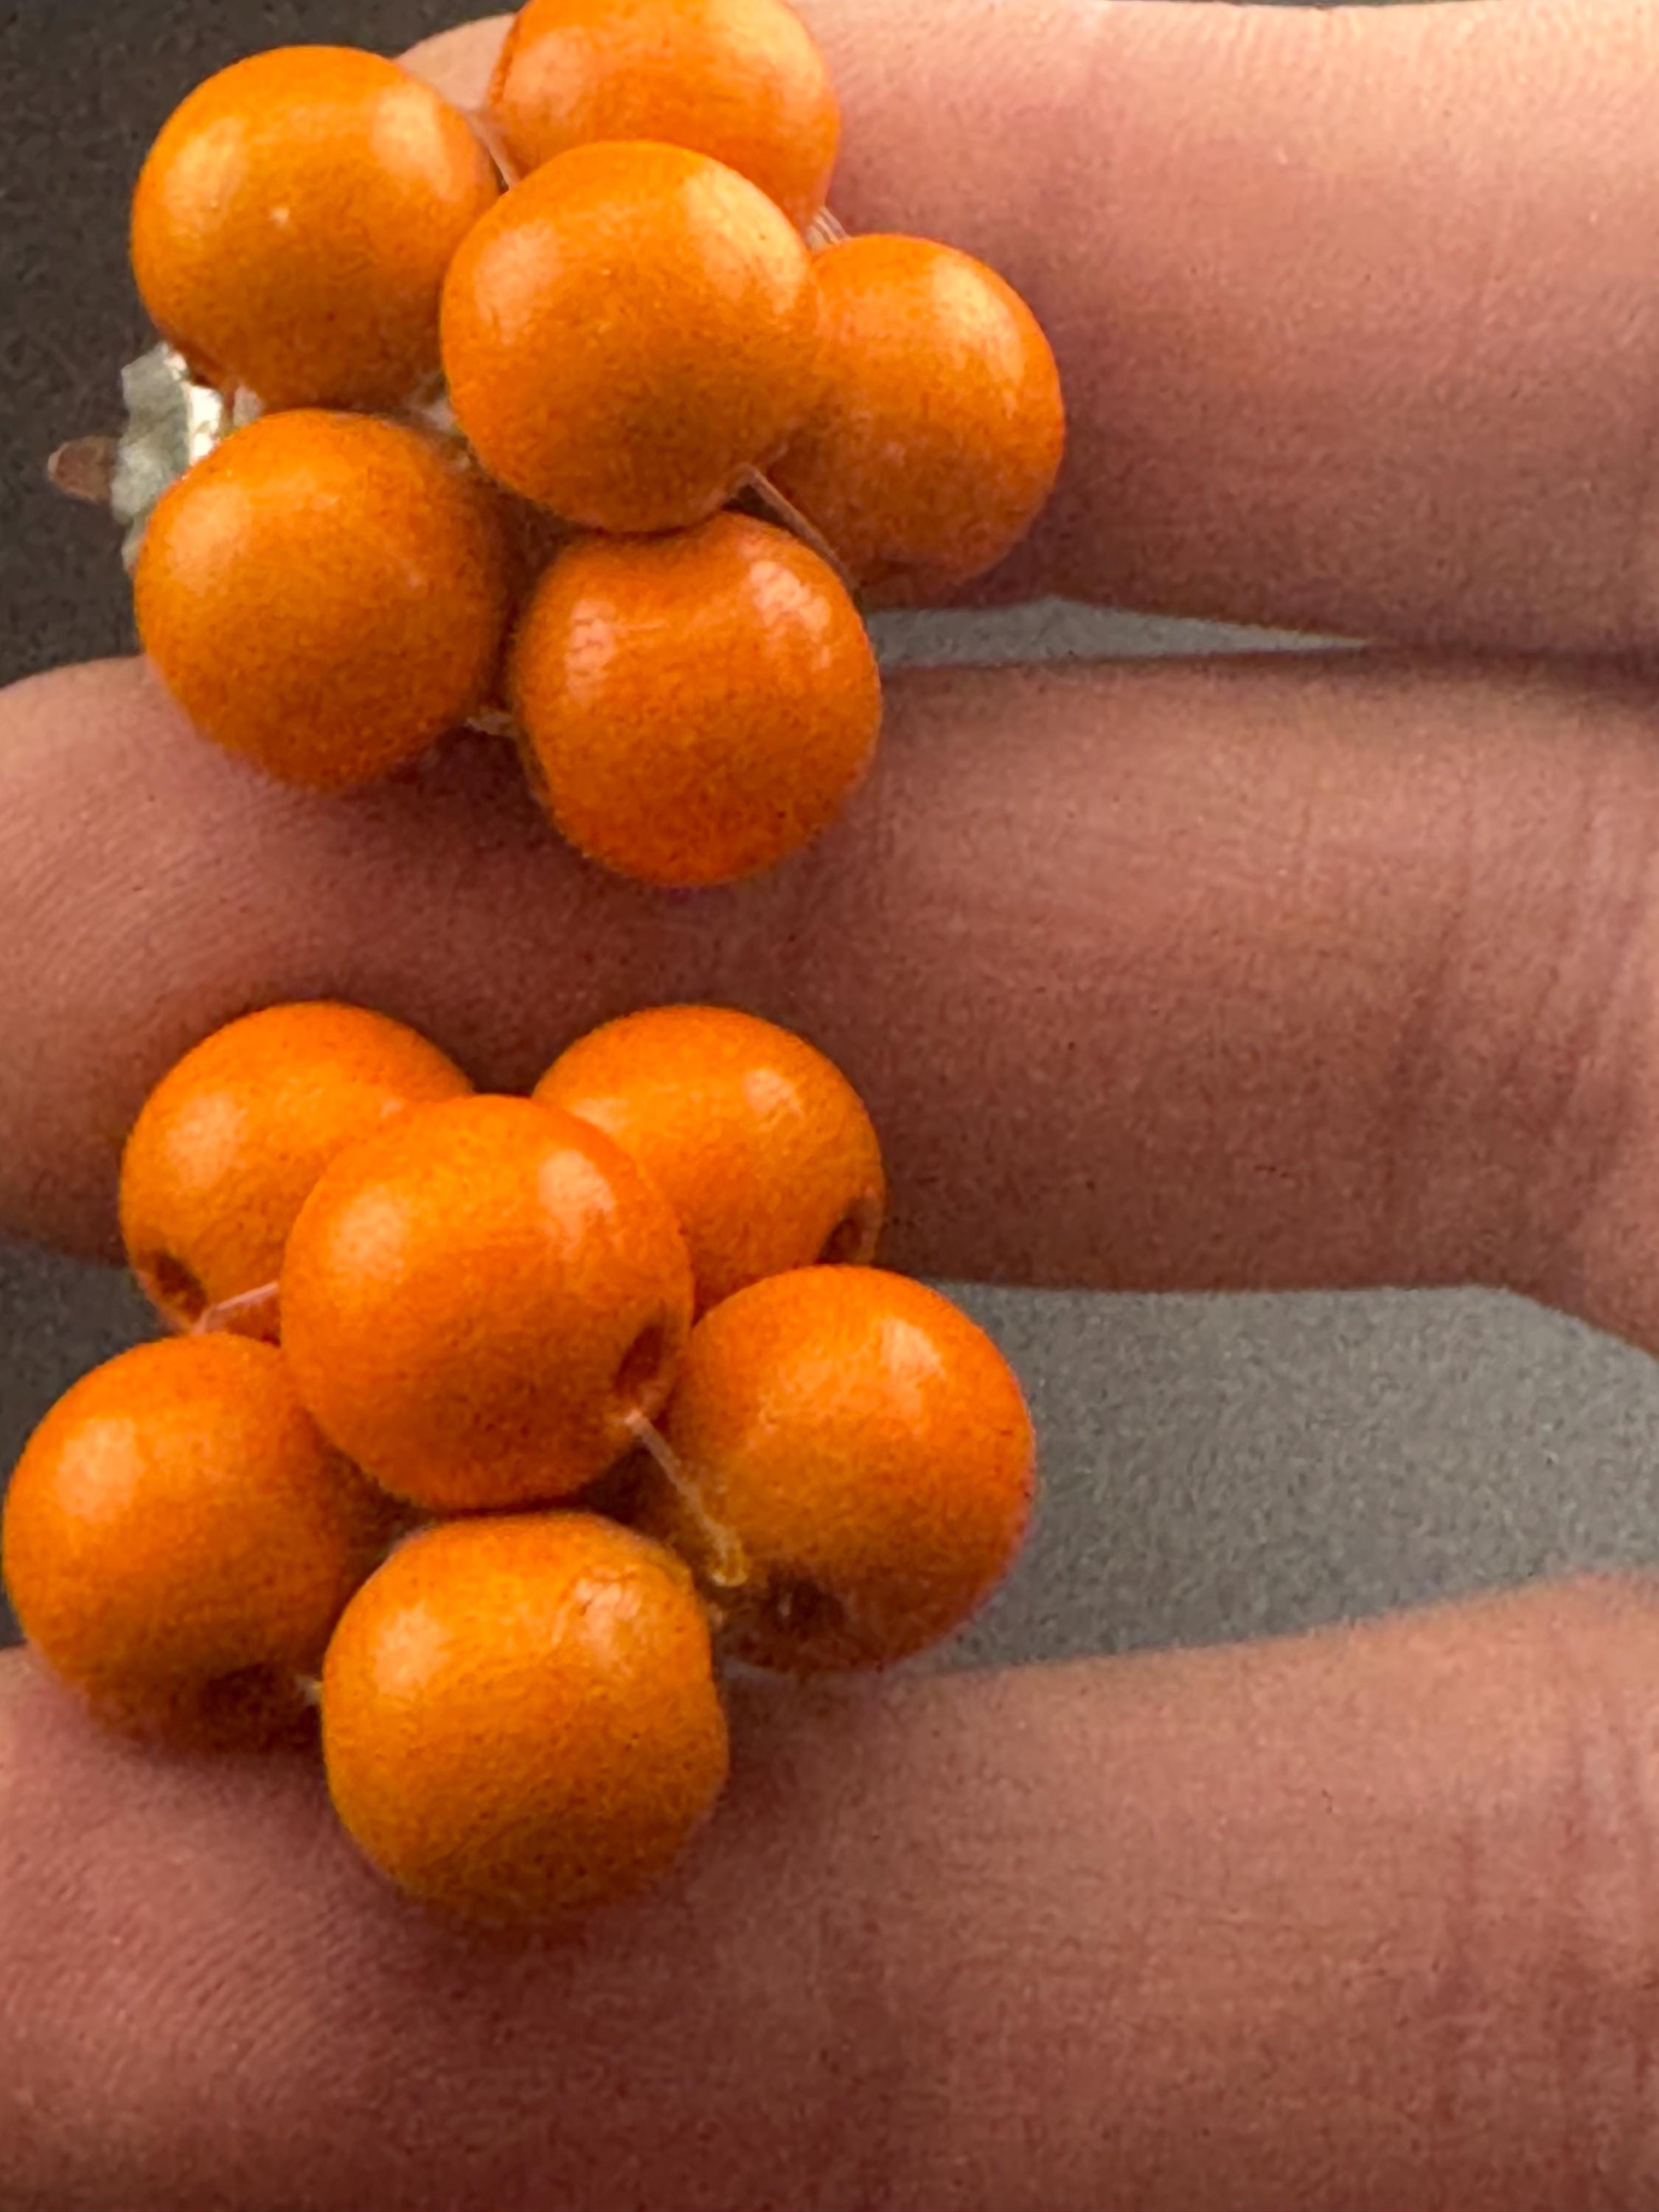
[189,1663,308,1747]
[763,1573,846,1645]
[818,1195,881,1268]
[198,1663,276,1724]
[141,1249,207,1328]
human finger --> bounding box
[4,653,1659,1351]
[8,1573,1659,2209]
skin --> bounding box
[12,2,1659,2204]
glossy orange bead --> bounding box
[119,1002,473,1338]
[771,234,1065,601]
[131,46,500,410]
[488,0,838,229]
[2,1336,386,1744]
[649,1267,1035,1671]
[441,142,820,532]
[535,1005,884,1311]
[509,512,880,886]
[282,1095,694,1512]
[135,411,514,790]
[322,1512,728,1920]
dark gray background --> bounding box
[6,0,1656,1663]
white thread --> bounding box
[192,1279,280,1336]
[737,467,858,598]
[622,1410,749,1592]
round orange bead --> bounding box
[3,1335,386,1744]
[135,410,514,790]
[131,46,500,410]
[509,512,880,886]
[282,1095,694,1512]
[321,1512,728,1920]
[536,1005,884,1311]
[488,0,838,229]
[441,142,820,532]
[649,1267,1034,1671]
[771,234,1065,601]
[119,1002,473,1338]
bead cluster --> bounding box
[4,1001,1036,1921]
[63,2,1065,885]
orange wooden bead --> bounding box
[488,0,838,229]
[536,1005,884,1311]
[509,512,880,886]
[119,1002,473,1338]
[441,142,820,532]
[131,46,499,410]
[321,1512,728,1920]
[771,234,1065,601]
[649,1267,1034,1671]
[282,1095,694,1512]
[135,410,514,790]
[2,1335,386,1745]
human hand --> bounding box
[10,3,1659,2205]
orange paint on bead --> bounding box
[488,0,838,229]
[321,1512,728,1920]
[282,1095,693,1512]
[771,234,1065,601]
[509,511,880,886]
[135,410,515,790]
[649,1267,1035,1671]
[441,142,820,532]
[2,1335,387,1745]
[536,1005,884,1311]
[131,46,500,410]
[119,1002,473,1339]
